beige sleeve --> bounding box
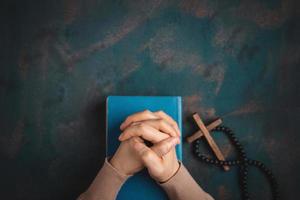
[77,158,131,200]
[160,163,214,200]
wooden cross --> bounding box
[187,113,230,171]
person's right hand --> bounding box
[132,136,180,183]
[118,110,181,182]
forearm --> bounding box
[78,158,130,200]
[160,163,214,200]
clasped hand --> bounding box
[110,110,181,182]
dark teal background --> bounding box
[0,0,299,199]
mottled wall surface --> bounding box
[0,0,299,199]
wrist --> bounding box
[109,156,129,176]
[158,161,180,183]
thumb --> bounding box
[151,137,180,157]
[133,142,162,169]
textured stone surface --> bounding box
[0,0,299,199]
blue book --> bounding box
[106,96,182,200]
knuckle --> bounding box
[143,109,151,114]
[137,123,147,131]
[157,110,164,115]
[158,119,165,125]
[125,116,132,122]
[160,145,168,154]
[134,136,143,142]
[136,123,144,128]
[171,120,178,126]
[132,136,141,142]
[165,140,173,149]
[142,150,152,158]
[131,141,138,148]
[129,138,138,146]
[131,121,140,126]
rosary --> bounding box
[187,113,279,200]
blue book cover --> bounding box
[106,96,182,200]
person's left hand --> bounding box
[110,135,179,176]
[110,110,180,176]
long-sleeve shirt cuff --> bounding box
[78,158,131,200]
[159,162,214,200]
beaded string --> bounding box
[193,125,279,200]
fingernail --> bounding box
[118,135,123,140]
[177,127,181,136]
[173,125,180,136]
[172,137,180,145]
